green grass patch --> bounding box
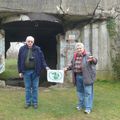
[0,59,120,119]
[0,58,18,80]
[0,81,120,120]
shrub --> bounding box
[112,53,120,80]
[107,18,120,80]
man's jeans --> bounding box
[23,70,39,105]
[76,74,94,111]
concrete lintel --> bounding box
[2,14,30,24]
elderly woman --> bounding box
[64,42,97,114]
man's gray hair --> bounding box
[26,36,35,41]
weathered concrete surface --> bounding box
[0,0,119,81]
[0,0,119,19]
[62,20,113,80]
[0,30,5,73]
[100,0,120,10]
[0,80,5,88]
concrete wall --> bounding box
[61,21,113,80]
[0,0,119,17]
[100,0,120,10]
[0,0,119,80]
[0,30,5,73]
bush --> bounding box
[107,18,117,39]
[112,53,120,80]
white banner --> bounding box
[47,70,64,83]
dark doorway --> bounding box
[33,31,58,86]
[2,15,63,86]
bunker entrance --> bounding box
[2,17,63,87]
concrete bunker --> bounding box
[2,13,64,86]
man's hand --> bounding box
[64,67,68,72]
[87,56,94,62]
[46,67,50,70]
[19,73,23,78]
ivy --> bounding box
[107,18,117,39]
[112,53,120,80]
[107,18,120,80]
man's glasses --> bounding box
[27,41,34,43]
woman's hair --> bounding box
[75,42,84,49]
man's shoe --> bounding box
[76,106,81,111]
[84,109,91,114]
[33,104,38,109]
[24,104,31,109]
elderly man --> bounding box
[64,42,97,114]
[18,36,49,109]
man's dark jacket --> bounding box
[18,44,48,76]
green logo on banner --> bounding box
[49,71,62,81]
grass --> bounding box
[0,59,120,120]
[0,58,18,80]
[0,80,120,120]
